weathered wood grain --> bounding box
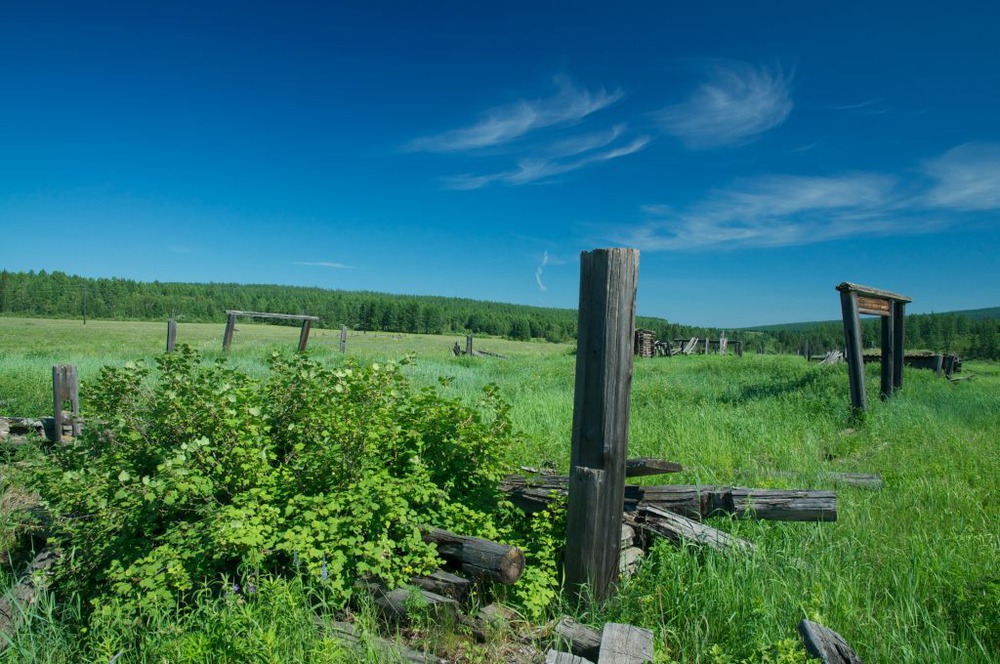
[798,619,863,663]
[597,623,654,664]
[635,505,755,553]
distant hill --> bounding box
[744,306,1000,333]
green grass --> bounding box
[1,317,998,662]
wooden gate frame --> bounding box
[836,282,911,412]
[223,310,319,352]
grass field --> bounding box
[1,316,998,662]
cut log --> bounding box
[423,527,524,584]
[635,505,755,554]
[625,457,683,477]
[798,619,862,664]
[598,623,655,664]
[410,569,472,600]
[625,484,733,520]
[553,616,602,662]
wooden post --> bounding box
[932,354,943,377]
[839,290,867,412]
[223,312,237,352]
[565,248,638,603]
[297,319,312,352]
[704,337,709,355]
[466,335,473,355]
[166,319,177,353]
[51,364,79,442]
[340,325,347,353]
[880,311,894,400]
[892,300,905,391]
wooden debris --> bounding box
[423,527,525,584]
[546,650,594,664]
[367,584,459,623]
[321,619,445,663]
[625,457,683,477]
[598,623,655,664]
[618,546,644,575]
[634,505,756,554]
[410,569,472,600]
[729,488,837,522]
[553,616,602,662]
[798,619,863,664]
[0,550,58,651]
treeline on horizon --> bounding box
[2,270,998,359]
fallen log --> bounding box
[410,569,472,600]
[364,582,459,623]
[633,505,755,554]
[798,619,862,663]
[553,616,602,662]
[423,528,524,585]
[320,619,445,663]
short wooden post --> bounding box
[222,312,237,352]
[51,364,80,442]
[340,325,347,353]
[565,248,638,603]
[892,300,905,391]
[932,354,943,377]
[880,311,894,400]
[735,340,743,357]
[704,337,709,355]
[166,319,177,353]
[297,319,312,352]
[839,290,867,412]
[466,335,473,355]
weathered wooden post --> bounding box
[223,312,237,352]
[838,287,867,412]
[297,318,312,352]
[340,325,347,353]
[565,248,638,603]
[932,353,943,377]
[466,335,473,356]
[166,319,177,353]
[892,300,906,391]
[880,309,895,400]
[51,364,80,442]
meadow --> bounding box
[0,316,998,662]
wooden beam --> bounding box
[566,248,638,603]
[624,457,683,477]
[892,300,905,391]
[340,325,347,353]
[225,310,319,321]
[880,312,894,400]
[835,282,912,303]
[166,318,177,353]
[222,311,237,352]
[297,318,312,352]
[635,505,755,553]
[839,289,867,412]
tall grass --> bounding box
[1,317,998,661]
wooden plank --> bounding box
[857,296,891,316]
[566,248,638,603]
[625,457,683,477]
[636,505,755,553]
[225,310,319,321]
[553,616,602,662]
[597,623,655,664]
[835,281,912,303]
[546,650,594,664]
[798,619,862,664]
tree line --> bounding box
[2,270,997,358]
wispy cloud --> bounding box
[619,172,929,251]
[443,135,651,190]
[653,61,793,149]
[922,142,1000,211]
[535,250,549,291]
[294,261,355,269]
[409,77,623,153]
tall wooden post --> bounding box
[340,325,347,353]
[839,290,867,412]
[880,312,894,400]
[466,335,473,355]
[892,301,905,391]
[51,364,80,442]
[565,248,638,604]
[223,312,237,352]
[297,319,312,352]
[166,319,177,353]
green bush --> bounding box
[34,347,521,621]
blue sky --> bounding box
[2,1,999,327]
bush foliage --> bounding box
[34,348,529,618]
